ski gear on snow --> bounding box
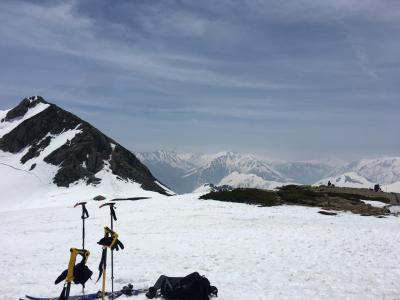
[97,226,123,300]
[55,248,92,300]
[74,201,90,295]
[22,284,148,300]
[99,203,118,299]
[145,272,218,300]
[23,293,100,300]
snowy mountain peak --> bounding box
[135,150,293,193]
[315,172,374,189]
[0,97,172,209]
[136,150,196,170]
[218,171,296,190]
[2,96,48,123]
[331,157,400,185]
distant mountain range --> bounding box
[2,96,398,209]
[136,150,400,193]
[0,96,172,209]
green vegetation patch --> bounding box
[277,185,321,206]
[200,188,280,207]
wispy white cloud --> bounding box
[0,0,399,159]
[0,1,290,91]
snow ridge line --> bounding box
[0,162,44,183]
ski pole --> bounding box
[99,203,117,299]
[74,202,89,295]
[97,226,122,300]
[101,249,107,300]
[74,202,89,250]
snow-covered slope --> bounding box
[218,171,298,190]
[331,157,400,185]
[314,172,375,189]
[136,150,196,171]
[316,169,400,192]
[0,96,173,210]
[0,98,50,137]
[2,194,400,299]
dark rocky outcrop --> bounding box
[201,185,390,216]
[4,96,48,122]
[21,136,52,164]
[0,103,81,153]
[0,96,171,195]
[110,144,167,193]
[318,211,337,216]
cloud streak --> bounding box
[0,0,399,160]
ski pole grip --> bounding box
[99,203,117,221]
[74,202,89,219]
[99,202,115,208]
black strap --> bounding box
[55,269,68,285]
[116,239,124,251]
[82,204,89,220]
[96,248,107,283]
[110,206,117,221]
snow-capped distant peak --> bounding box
[134,149,400,194]
[136,150,196,170]
[193,183,215,194]
[314,172,374,189]
[218,171,298,190]
[331,157,400,185]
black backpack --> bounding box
[146,272,218,300]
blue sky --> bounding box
[0,0,399,160]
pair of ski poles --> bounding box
[74,202,118,300]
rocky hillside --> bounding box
[0,96,172,208]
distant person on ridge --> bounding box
[374,184,382,192]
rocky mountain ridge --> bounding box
[0,96,172,208]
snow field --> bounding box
[1,194,399,299]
